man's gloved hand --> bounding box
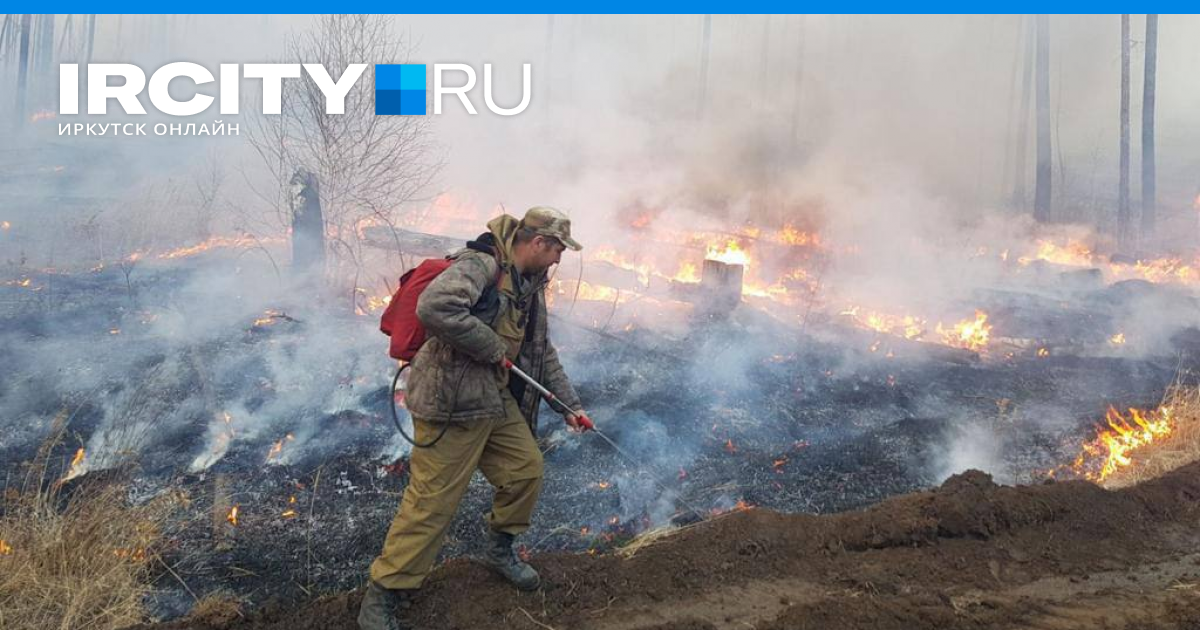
[565,410,594,432]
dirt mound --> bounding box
[136,463,1200,630]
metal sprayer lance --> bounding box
[504,360,706,519]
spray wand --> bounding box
[503,359,705,518]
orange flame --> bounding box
[281,509,298,519]
[705,240,750,266]
[227,505,239,526]
[1110,333,1126,346]
[266,434,295,462]
[936,310,991,352]
[1071,406,1174,482]
[62,448,87,481]
[0,539,11,555]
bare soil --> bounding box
[136,461,1200,630]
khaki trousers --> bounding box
[369,389,544,590]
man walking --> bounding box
[360,207,589,630]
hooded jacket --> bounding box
[403,215,582,431]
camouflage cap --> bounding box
[521,206,582,251]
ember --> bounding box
[1110,332,1127,346]
[227,506,240,526]
[0,539,11,555]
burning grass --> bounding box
[0,428,175,630]
[1070,383,1200,489]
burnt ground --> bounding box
[135,460,1200,630]
[3,255,1198,625]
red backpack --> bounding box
[379,256,502,361]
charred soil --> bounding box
[138,461,1200,630]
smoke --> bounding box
[5,14,1200,513]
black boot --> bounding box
[481,531,540,591]
[357,581,414,630]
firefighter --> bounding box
[359,207,589,630]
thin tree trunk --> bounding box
[697,14,711,120]
[39,14,55,76]
[789,14,806,148]
[1033,14,1052,223]
[543,14,554,115]
[16,14,32,125]
[1013,15,1034,209]
[1141,14,1158,241]
[85,15,96,64]
[291,169,326,274]
[1118,15,1131,249]
[1000,16,1024,206]
[757,15,771,110]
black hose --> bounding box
[389,362,458,448]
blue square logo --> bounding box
[375,64,426,115]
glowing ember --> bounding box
[1070,406,1174,482]
[710,498,754,517]
[113,548,147,561]
[1110,332,1127,346]
[1037,347,1050,358]
[705,240,750,266]
[594,481,611,490]
[936,310,991,352]
[0,539,11,555]
[724,439,737,454]
[109,328,121,335]
[253,309,284,327]
[281,509,298,519]
[227,505,240,526]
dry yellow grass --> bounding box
[1101,383,1200,489]
[0,418,172,630]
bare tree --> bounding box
[1118,15,1131,250]
[1141,14,1158,242]
[697,15,712,120]
[1033,14,1052,223]
[245,15,443,283]
[1011,15,1034,209]
[16,15,31,124]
